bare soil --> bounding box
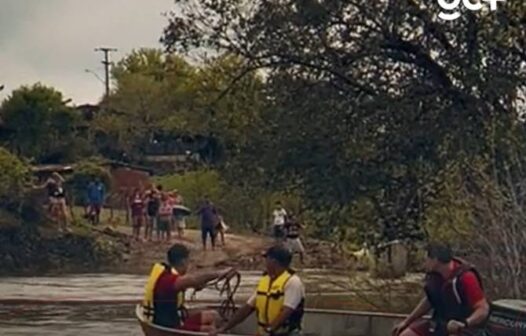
[113,227,355,274]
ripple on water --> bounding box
[0,303,142,336]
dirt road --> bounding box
[113,227,353,274]
[114,228,270,274]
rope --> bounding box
[191,271,241,321]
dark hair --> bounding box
[426,242,453,263]
[157,185,163,191]
[264,245,292,268]
[167,244,190,266]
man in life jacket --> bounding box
[142,243,237,332]
[392,242,490,336]
[211,245,305,336]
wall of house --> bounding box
[107,167,152,209]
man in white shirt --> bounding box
[211,245,305,336]
[272,201,288,241]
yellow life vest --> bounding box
[142,263,185,323]
[255,270,303,335]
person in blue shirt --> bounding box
[86,177,106,225]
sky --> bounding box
[0,0,175,105]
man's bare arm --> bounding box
[403,297,431,325]
[466,298,490,327]
[174,268,234,292]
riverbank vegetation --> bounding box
[1,1,525,299]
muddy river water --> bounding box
[0,270,371,335]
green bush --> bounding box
[154,169,304,232]
[67,160,112,205]
[155,169,224,209]
[0,147,30,207]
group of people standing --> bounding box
[32,172,228,251]
[128,185,186,242]
[128,189,227,249]
[272,201,306,264]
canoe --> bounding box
[136,303,405,336]
[137,299,526,336]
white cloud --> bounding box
[0,0,174,105]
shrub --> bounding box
[0,147,30,207]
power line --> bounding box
[84,69,105,86]
[94,47,118,97]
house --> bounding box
[101,160,154,193]
[31,160,153,194]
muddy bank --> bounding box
[0,222,369,277]
[0,225,129,276]
[213,238,356,271]
[115,226,356,274]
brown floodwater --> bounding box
[0,271,420,335]
[0,272,258,336]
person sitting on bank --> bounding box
[211,245,305,336]
[142,243,237,332]
[392,242,490,336]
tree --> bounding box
[0,83,91,163]
[92,49,191,160]
[162,0,526,243]
[95,49,264,164]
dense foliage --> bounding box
[0,84,93,163]
[161,0,526,244]
[1,2,525,296]
[0,147,30,207]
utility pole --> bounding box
[94,47,117,97]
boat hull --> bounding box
[136,304,404,336]
[137,299,526,336]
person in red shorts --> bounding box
[392,242,490,336]
[142,243,237,332]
